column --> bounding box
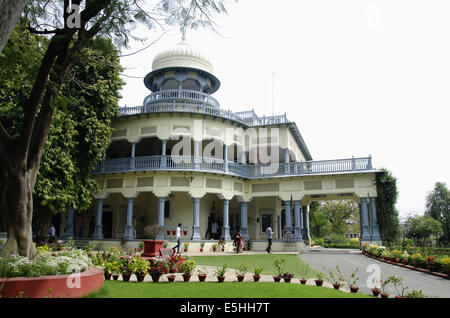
[370,197,382,242]
[284,148,290,174]
[302,205,311,245]
[129,141,137,170]
[156,197,165,240]
[241,148,247,177]
[293,200,302,242]
[64,207,75,238]
[160,139,167,168]
[360,197,371,242]
[221,199,231,241]
[223,144,228,173]
[124,198,135,240]
[240,202,249,240]
[194,140,201,170]
[192,197,201,241]
[93,199,104,239]
[284,200,292,231]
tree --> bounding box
[376,168,401,244]
[425,182,449,246]
[406,215,442,246]
[319,200,359,235]
[309,210,330,238]
[0,0,229,258]
[0,0,28,53]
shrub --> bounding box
[273,259,286,277]
[411,253,424,264]
[405,290,428,298]
[391,249,402,259]
[235,262,249,276]
[180,260,196,275]
[131,256,150,275]
[215,264,228,277]
[253,266,264,276]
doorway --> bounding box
[103,211,113,239]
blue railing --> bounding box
[143,89,220,108]
[93,156,374,178]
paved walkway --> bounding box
[298,248,450,298]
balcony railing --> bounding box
[93,156,374,179]
[143,89,220,108]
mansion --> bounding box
[59,36,382,251]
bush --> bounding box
[180,260,196,275]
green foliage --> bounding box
[273,258,286,277]
[310,211,331,238]
[180,259,196,275]
[131,256,150,275]
[319,200,359,235]
[235,262,249,276]
[253,265,264,276]
[404,290,428,298]
[425,182,450,245]
[406,215,442,246]
[215,264,228,276]
[376,169,401,244]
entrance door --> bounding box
[103,211,113,239]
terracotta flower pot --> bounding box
[283,277,292,283]
[151,273,161,282]
[167,230,171,235]
[198,274,207,282]
[112,274,120,281]
[332,283,340,290]
[167,275,176,282]
[273,276,282,282]
[172,230,176,235]
[380,293,389,298]
[314,279,323,286]
[182,274,191,282]
[200,248,203,252]
[213,247,217,252]
[395,296,404,298]
[300,279,307,285]
[136,274,146,282]
[183,230,188,235]
[104,273,112,280]
[372,289,381,297]
[350,286,359,293]
[217,276,225,282]
[253,275,261,282]
[122,273,131,282]
[237,275,245,282]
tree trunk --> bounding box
[0,0,28,53]
[1,167,37,259]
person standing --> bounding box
[49,224,56,237]
[265,224,275,253]
[211,219,218,240]
[172,223,182,255]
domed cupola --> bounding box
[143,34,221,107]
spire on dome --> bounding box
[181,30,187,43]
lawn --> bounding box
[189,254,319,278]
[85,281,373,298]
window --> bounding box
[164,200,170,218]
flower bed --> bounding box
[0,267,104,298]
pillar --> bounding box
[223,144,228,173]
[93,199,104,239]
[192,197,201,241]
[302,205,311,245]
[360,197,371,242]
[240,202,249,240]
[221,199,231,241]
[293,200,302,242]
[64,207,75,238]
[124,198,135,240]
[130,141,137,170]
[370,197,382,242]
[194,140,201,170]
[156,197,165,240]
[284,148,290,174]
[161,139,167,168]
[284,201,292,231]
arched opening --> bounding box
[162,79,178,90]
[182,79,200,91]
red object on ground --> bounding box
[0,268,104,298]
[141,240,165,257]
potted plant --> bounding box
[141,225,165,257]
[282,272,294,283]
[345,267,360,293]
[390,276,408,298]
[132,256,150,282]
[121,257,134,282]
[172,229,176,235]
[273,259,286,282]
[149,267,162,282]
[400,252,410,265]
[314,272,325,286]
[167,274,176,282]
[253,266,264,282]
[183,242,190,252]
[411,253,423,268]
[157,260,170,274]
[212,243,218,252]
[180,260,196,282]
[235,262,249,282]
[326,266,344,290]
[426,255,437,271]
[218,238,225,252]
[216,264,228,282]
[103,260,113,280]
[197,268,208,282]
[380,276,392,298]
[183,229,188,236]
[299,277,307,285]
[200,242,205,252]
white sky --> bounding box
[118,0,450,219]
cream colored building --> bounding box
[62,36,382,251]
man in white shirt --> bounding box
[172,223,182,254]
[265,224,275,253]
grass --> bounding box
[189,254,319,278]
[85,281,373,298]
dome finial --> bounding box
[181,30,187,43]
